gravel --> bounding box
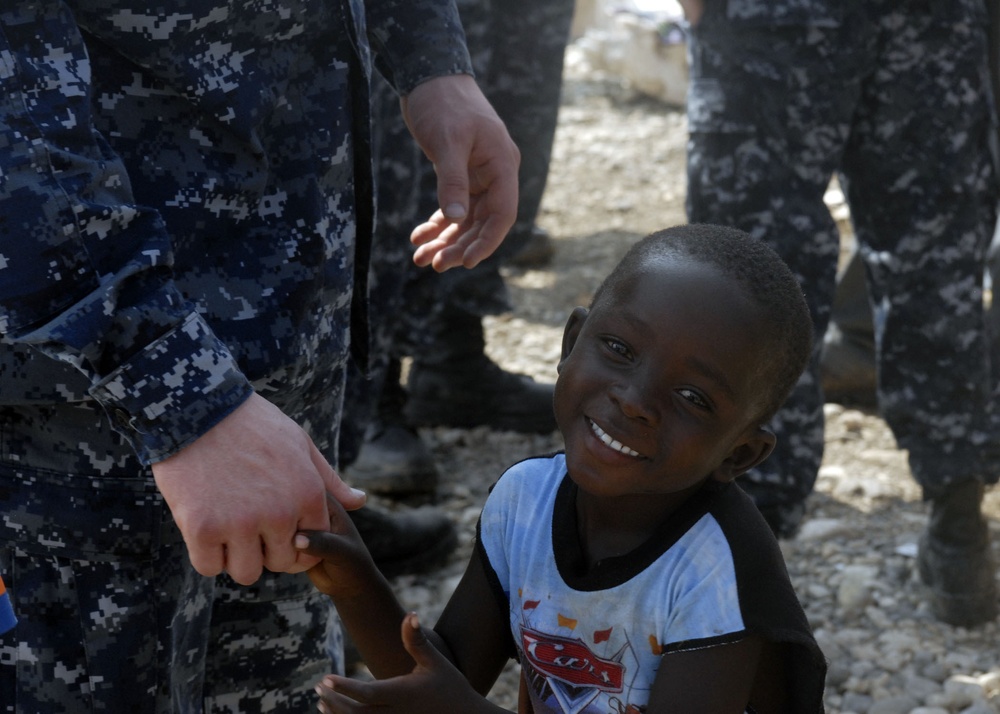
[363,47,1000,713]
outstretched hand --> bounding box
[315,613,504,714]
[402,74,520,272]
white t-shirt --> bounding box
[476,453,826,714]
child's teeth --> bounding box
[590,421,640,457]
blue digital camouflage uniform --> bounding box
[686,0,1000,534]
[339,0,575,462]
[0,1,472,710]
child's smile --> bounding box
[554,255,774,505]
[588,417,643,459]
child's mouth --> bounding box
[588,419,642,458]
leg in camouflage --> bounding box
[687,0,1000,623]
[687,2,851,534]
[0,404,214,713]
[839,3,999,625]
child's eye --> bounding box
[602,337,632,359]
[678,388,710,410]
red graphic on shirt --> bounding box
[521,627,624,691]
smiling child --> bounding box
[298,224,827,713]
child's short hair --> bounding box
[591,224,814,423]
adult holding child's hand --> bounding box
[152,394,367,585]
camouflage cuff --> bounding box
[367,0,473,94]
[90,312,253,464]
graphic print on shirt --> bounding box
[517,597,645,714]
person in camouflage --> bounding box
[341,0,576,496]
[681,0,999,626]
[0,1,520,710]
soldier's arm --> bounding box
[365,0,520,270]
[0,3,364,584]
[0,2,250,462]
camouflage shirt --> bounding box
[0,0,472,464]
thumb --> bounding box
[432,145,471,224]
[400,612,438,669]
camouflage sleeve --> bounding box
[0,3,252,464]
[364,0,474,94]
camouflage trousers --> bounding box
[686,0,1000,524]
[0,404,342,713]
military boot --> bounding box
[344,358,439,497]
[917,480,998,626]
[404,311,556,434]
[509,225,556,268]
[349,504,457,579]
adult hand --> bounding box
[314,613,502,714]
[401,74,520,272]
[151,393,366,585]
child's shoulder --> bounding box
[495,451,566,485]
[486,451,567,505]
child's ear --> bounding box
[557,307,589,372]
[710,427,776,483]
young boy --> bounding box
[297,224,828,713]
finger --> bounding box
[470,167,518,245]
[294,493,357,555]
[316,675,364,713]
[312,444,367,512]
[457,216,509,268]
[223,537,265,585]
[421,229,483,272]
[410,210,452,247]
[429,225,491,272]
[317,674,381,708]
[294,529,340,560]
[411,223,470,269]
[184,538,226,578]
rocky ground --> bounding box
[366,48,1000,713]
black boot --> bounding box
[404,311,556,434]
[348,505,457,579]
[344,359,439,497]
[917,480,998,626]
[509,225,556,268]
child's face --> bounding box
[554,255,774,501]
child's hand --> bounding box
[315,612,502,714]
[294,494,379,598]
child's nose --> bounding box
[612,380,657,424]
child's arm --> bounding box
[295,495,414,678]
[647,634,788,713]
[315,611,513,714]
[298,496,514,707]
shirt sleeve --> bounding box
[0,3,251,463]
[363,0,474,94]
